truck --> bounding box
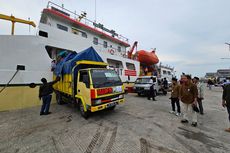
[53,47,125,118]
[133,76,160,96]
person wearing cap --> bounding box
[222,82,230,132]
[193,77,205,115]
[179,75,198,127]
[169,78,181,116]
[39,77,60,115]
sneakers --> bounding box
[191,122,197,127]
[181,119,189,123]
[225,128,230,133]
[176,113,181,116]
[169,111,175,114]
[44,112,52,115]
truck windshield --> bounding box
[91,69,122,88]
[135,78,156,84]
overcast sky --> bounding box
[1,0,230,77]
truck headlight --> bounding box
[133,87,136,90]
[144,87,150,90]
[94,99,102,105]
[119,94,124,99]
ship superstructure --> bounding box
[0,2,140,111]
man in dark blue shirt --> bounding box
[39,77,60,115]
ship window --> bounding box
[107,59,123,68]
[168,71,171,75]
[103,41,108,48]
[126,63,135,70]
[107,59,123,75]
[93,37,98,45]
[82,32,87,38]
[57,24,68,32]
[118,46,121,52]
[39,30,48,38]
[163,70,167,74]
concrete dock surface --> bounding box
[0,87,230,153]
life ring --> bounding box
[108,49,115,55]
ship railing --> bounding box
[46,1,129,43]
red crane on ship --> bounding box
[128,41,159,65]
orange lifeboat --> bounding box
[137,50,159,65]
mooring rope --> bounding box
[0,70,19,94]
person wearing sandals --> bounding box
[179,75,198,127]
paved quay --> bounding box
[0,87,230,153]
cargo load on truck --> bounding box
[53,47,125,118]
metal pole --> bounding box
[11,21,15,35]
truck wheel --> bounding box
[138,93,141,96]
[79,101,89,119]
[56,92,63,105]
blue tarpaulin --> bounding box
[54,46,104,76]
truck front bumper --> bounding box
[90,99,124,112]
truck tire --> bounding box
[138,93,141,96]
[56,92,63,105]
[79,100,89,119]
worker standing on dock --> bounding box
[169,78,181,116]
[39,77,60,115]
[180,75,198,127]
[222,82,230,132]
[147,77,157,101]
[193,77,205,115]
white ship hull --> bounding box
[0,3,140,111]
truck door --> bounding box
[77,70,91,106]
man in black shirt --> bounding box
[147,77,156,101]
[222,82,230,132]
[39,77,60,115]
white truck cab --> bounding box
[133,76,160,96]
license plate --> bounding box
[107,102,116,108]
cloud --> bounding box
[1,0,230,78]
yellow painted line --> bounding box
[76,60,107,66]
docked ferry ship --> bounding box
[0,2,142,111]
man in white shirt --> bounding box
[193,77,205,115]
